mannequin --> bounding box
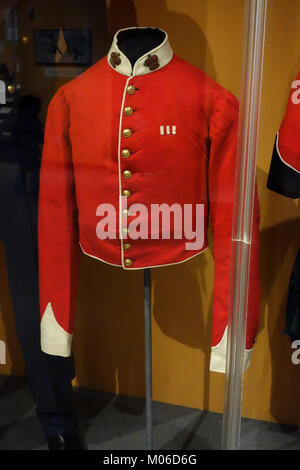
[0,96,83,450]
[37,28,261,455]
[117,27,165,66]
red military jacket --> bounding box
[267,69,300,198]
[39,27,260,373]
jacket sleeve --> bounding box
[208,89,261,373]
[267,70,300,198]
[38,86,81,357]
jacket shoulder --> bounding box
[172,54,238,117]
[173,54,237,97]
[53,57,108,101]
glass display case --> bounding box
[0,0,299,451]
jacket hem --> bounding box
[79,242,209,270]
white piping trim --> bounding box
[276,132,300,174]
[40,302,73,357]
[79,242,122,267]
[79,242,209,270]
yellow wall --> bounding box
[242,0,300,424]
[0,0,299,427]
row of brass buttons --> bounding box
[122,84,136,267]
[122,204,131,261]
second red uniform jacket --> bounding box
[38,27,261,373]
[267,69,300,198]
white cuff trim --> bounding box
[41,302,73,357]
[210,326,253,373]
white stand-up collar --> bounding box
[107,26,173,77]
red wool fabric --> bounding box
[38,27,260,372]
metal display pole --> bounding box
[222,0,268,450]
[144,268,153,449]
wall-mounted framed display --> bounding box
[34,29,92,65]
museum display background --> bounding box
[0,0,299,427]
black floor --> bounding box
[0,375,299,450]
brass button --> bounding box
[124,106,134,116]
[122,189,131,197]
[22,36,30,45]
[124,258,133,267]
[122,209,129,217]
[123,128,132,138]
[122,227,128,236]
[122,149,131,159]
[123,169,132,179]
[127,85,136,95]
[7,85,16,94]
[124,243,131,250]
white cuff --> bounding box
[210,326,253,373]
[40,302,73,357]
